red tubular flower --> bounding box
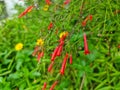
[37,51,44,62]
[49,81,58,90]
[18,12,26,18]
[81,17,89,27]
[37,52,42,61]
[83,33,90,55]
[56,46,63,56]
[45,0,51,5]
[51,46,59,61]
[60,53,69,75]
[40,51,44,57]
[42,82,47,90]
[69,54,72,64]
[89,15,93,21]
[48,61,54,72]
[57,41,64,56]
[49,22,53,27]
[18,5,34,18]
[81,21,86,27]
[81,15,93,27]
[48,22,53,30]
[59,35,66,42]
[64,0,71,5]
[32,46,39,56]
[59,40,64,46]
[25,6,34,13]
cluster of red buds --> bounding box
[51,32,68,61]
[49,32,68,72]
[41,30,73,89]
[43,52,72,89]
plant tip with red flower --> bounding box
[83,33,90,55]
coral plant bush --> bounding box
[0,0,120,90]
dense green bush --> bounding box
[0,0,120,90]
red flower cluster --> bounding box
[50,35,67,61]
[47,31,73,75]
[48,33,67,73]
[26,1,92,88]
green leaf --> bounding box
[16,59,23,70]
[0,77,3,83]
[29,71,41,79]
[8,72,22,80]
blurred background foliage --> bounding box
[0,1,7,20]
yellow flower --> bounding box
[43,5,49,11]
[36,38,44,46]
[15,43,23,51]
[59,31,69,38]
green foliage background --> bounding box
[0,0,120,90]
